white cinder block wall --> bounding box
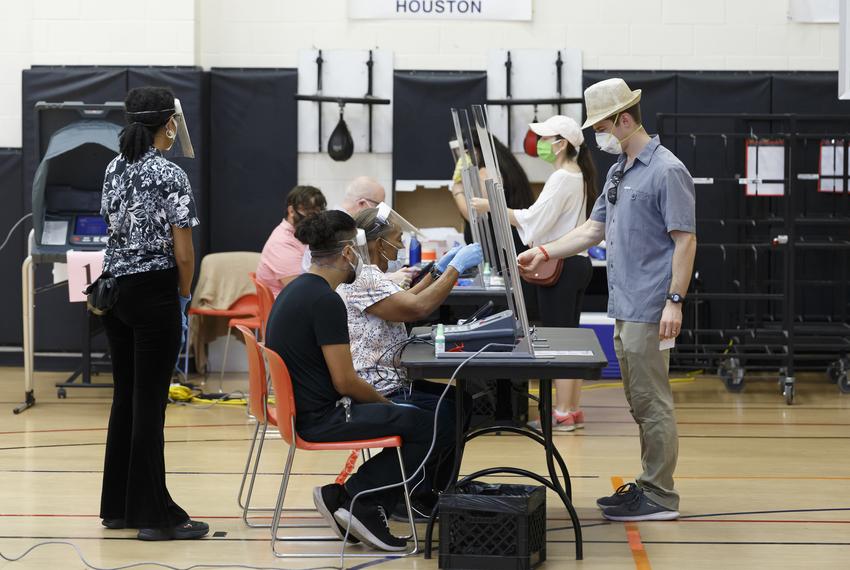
[0,0,840,204]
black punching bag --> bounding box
[328,107,354,162]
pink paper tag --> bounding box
[66,250,106,302]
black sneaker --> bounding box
[596,482,641,510]
[101,518,125,530]
[601,489,679,522]
[137,520,209,541]
[334,500,408,552]
[312,484,359,544]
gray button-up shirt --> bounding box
[590,136,696,324]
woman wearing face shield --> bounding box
[98,87,207,540]
[471,115,598,434]
[264,210,456,552]
[337,208,482,517]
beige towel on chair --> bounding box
[189,251,261,374]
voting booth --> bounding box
[30,102,123,262]
[17,102,123,413]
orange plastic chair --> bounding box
[250,273,275,340]
[235,325,362,533]
[188,283,259,392]
[259,345,418,561]
[235,325,275,527]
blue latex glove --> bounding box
[179,293,192,313]
[448,243,484,275]
[435,245,463,274]
[179,294,191,340]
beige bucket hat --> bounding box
[581,78,642,129]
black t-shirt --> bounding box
[264,273,349,428]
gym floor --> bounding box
[1,370,848,570]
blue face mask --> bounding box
[386,259,404,273]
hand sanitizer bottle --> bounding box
[435,323,445,355]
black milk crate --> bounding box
[439,482,546,570]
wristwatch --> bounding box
[667,293,684,304]
[430,264,443,281]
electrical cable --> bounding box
[338,342,514,568]
[0,212,32,252]
[0,336,508,570]
[0,541,340,570]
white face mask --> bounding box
[595,112,644,155]
[386,259,403,273]
[595,131,622,155]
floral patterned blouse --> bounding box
[338,265,409,396]
[100,147,199,278]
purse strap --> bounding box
[102,180,136,274]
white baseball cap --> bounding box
[529,115,584,148]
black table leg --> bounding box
[424,377,467,559]
[540,378,583,560]
[464,425,572,498]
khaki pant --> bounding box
[614,320,679,511]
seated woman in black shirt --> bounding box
[264,210,453,552]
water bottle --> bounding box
[435,323,445,354]
[482,262,492,287]
[409,235,421,266]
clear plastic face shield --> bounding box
[362,208,407,273]
[373,201,422,271]
[169,98,194,158]
[338,228,377,288]
[374,202,422,240]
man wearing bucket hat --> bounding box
[518,78,697,522]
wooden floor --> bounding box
[1,368,849,570]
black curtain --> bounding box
[0,149,24,345]
[208,68,298,252]
[393,70,487,183]
[21,67,127,211]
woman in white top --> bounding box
[472,115,598,433]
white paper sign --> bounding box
[42,220,68,246]
[66,250,105,302]
[535,350,595,357]
[349,0,531,20]
[745,141,785,197]
[819,140,845,192]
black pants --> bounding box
[100,267,188,529]
[299,385,456,513]
[388,380,472,499]
[536,255,593,328]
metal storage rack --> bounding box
[658,113,850,404]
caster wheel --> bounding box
[783,382,795,405]
[719,358,745,392]
[827,363,841,384]
[57,388,67,399]
[839,374,850,395]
